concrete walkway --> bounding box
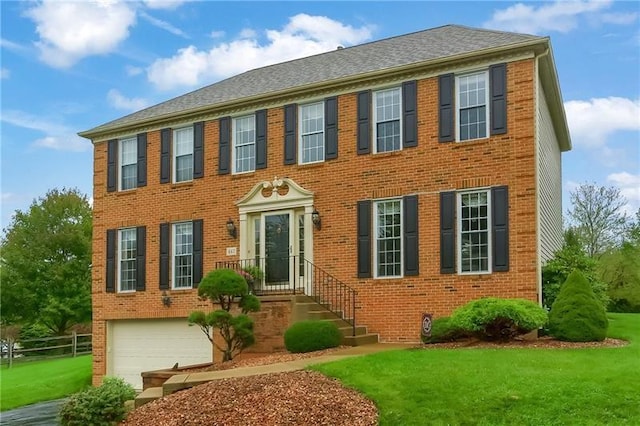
[138,343,415,406]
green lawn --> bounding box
[0,355,92,411]
[314,314,640,426]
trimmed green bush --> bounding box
[421,317,468,344]
[548,270,608,342]
[58,376,135,426]
[450,297,548,341]
[284,320,342,353]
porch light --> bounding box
[161,291,172,307]
[312,209,321,230]
[226,218,237,238]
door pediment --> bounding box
[237,177,314,212]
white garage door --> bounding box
[109,319,212,390]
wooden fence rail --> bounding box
[2,332,92,368]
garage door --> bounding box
[109,319,212,390]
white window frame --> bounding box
[117,228,137,293]
[457,189,492,275]
[172,221,193,289]
[373,198,403,279]
[173,126,194,183]
[455,70,490,142]
[298,101,325,164]
[233,114,256,174]
[118,137,137,191]
[373,86,402,154]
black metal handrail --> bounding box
[215,256,357,336]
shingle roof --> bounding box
[81,25,543,136]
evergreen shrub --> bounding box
[284,320,342,353]
[421,317,468,344]
[548,270,608,342]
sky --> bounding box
[1,0,639,231]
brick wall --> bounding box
[91,59,539,383]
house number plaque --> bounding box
[421,313,432,337]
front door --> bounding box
[263,212,291,284]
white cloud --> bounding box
[125,65,144,76]
[147,13,374,90]
[24,0,136,68]
[607,172,640,215]
[0,38,26,51]
[564,97,640,148]
[239,28,257,39]
[139,11,188,38]
[142,0,187,10]
[107,89,150,111]
[210,30,225,39]
[1,110,91,152]
[483,0,629,34]
[1,68,9,79]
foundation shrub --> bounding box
[548,270,608,342]
[284,321,342,353]
[450,297,548,341]
[421,317,469,344]
[58,377,135,426]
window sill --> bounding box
[170,181,194,189]
[231,171,256,180]
[371,150,403,158]
[113,189,138,197]
[297,161,325,169]
[452,138,490,148]
[115,292,137,297]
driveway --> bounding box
[1,398,66,425]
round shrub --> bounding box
[450,297,548,341]
[284,320,342,353]
[59,376,136,426]
[548,269,608,342]
[421,317,468,344]
[197,268,248,300]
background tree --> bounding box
[567,183,628,258]
[189,268,261,362]
[0,188,92,335]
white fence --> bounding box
[1,332,92,368]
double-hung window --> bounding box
[458,190,491,273]
[374,199,402,278]
[233,115,256,173]
[456,71,489,141]
[173,222,193,289]
[118,228,137,292]
[374,87,401,153]
[119,137,137,191]
[174,127,194,182]
[299,102,324,164]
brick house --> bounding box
[80,25,571,389]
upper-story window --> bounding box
[458,189,491,273]
[173,221,193,289]
[174,127,194,182]
[373,87,401,153]
[119,137,137,191]
[118,228,137,292]
[233,115,256,173]
[456,71,489,141]
[299,102,324,164]
[374,199,403,278]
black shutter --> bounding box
[438,74,455,142]
[136,226,146,291]
[490,63,507,135]
[193,122,204,179]
[325,96,338,159]
[255,109,268,169]
[440,191,456,274]
[137,133,147,187]
[357,90,371,155]
[357,200,372,278]
[402,81,418,148]
[492,186,509,271]
[160,128,171,183]
[159,223,170,290]
[106,229,116,292]
[193,219,203,288]
[403,195,419,276]
[284,104,297,165]
[218,116,231,174]
[107,139,117,192]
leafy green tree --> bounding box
[567,183,628,258]
[0,188,92,335]
[542,228,608,309]
[599,241,640,313]
[188,268,261,362]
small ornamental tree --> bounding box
[548,269,608,342]
[188,268,261,362]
